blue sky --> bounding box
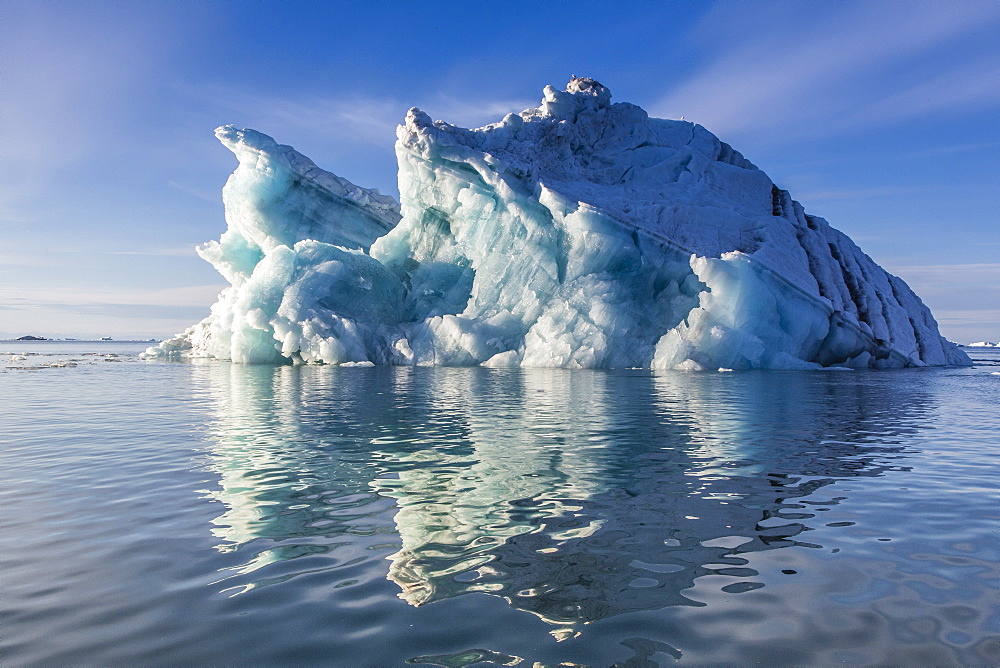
[2,0,997,342]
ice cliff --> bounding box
[148,78,970,369]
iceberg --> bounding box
[148,78,970,369]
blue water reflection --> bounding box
[194,364,931,640]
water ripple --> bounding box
[2,347,998,664]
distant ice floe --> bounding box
[146,78,970,370]
[1,351,134,370]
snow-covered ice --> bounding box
[147,78,970,369]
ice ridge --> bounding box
[147,78,971,369]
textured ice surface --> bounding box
[148,78,970,369]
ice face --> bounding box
[152,126,403,363]
[146,79,971,369]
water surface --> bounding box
[2,342,998,665]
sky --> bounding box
[1,0,998,343]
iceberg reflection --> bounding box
[193,363,929,636]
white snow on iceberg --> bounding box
[147,78,970,369]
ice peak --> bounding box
[538,76,612,119]
[404,107,432,128]
[566,76,610,100]
[215,124,278,153]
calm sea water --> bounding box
[2,341,998,666]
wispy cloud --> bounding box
[886,263,1000,311]
[0,248,203,269]
[2,302,211,321]
[173,83,402,147]
[0,284,227,309]
[887,263,1000,280]
[108,248,205,258]
[933,309,1000,327]
[884,263,1000,341]
[0,2,200,202]
[180,82,537,148]
[932,309,1000,343]
[168,180,223,204]
[793,186,915,202]
[419,95,537,129]
[833,60,998,132]
[905,140,1000,160]
[0,283,227,338]
[652,1,999,141]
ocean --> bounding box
[2,341,998,666]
